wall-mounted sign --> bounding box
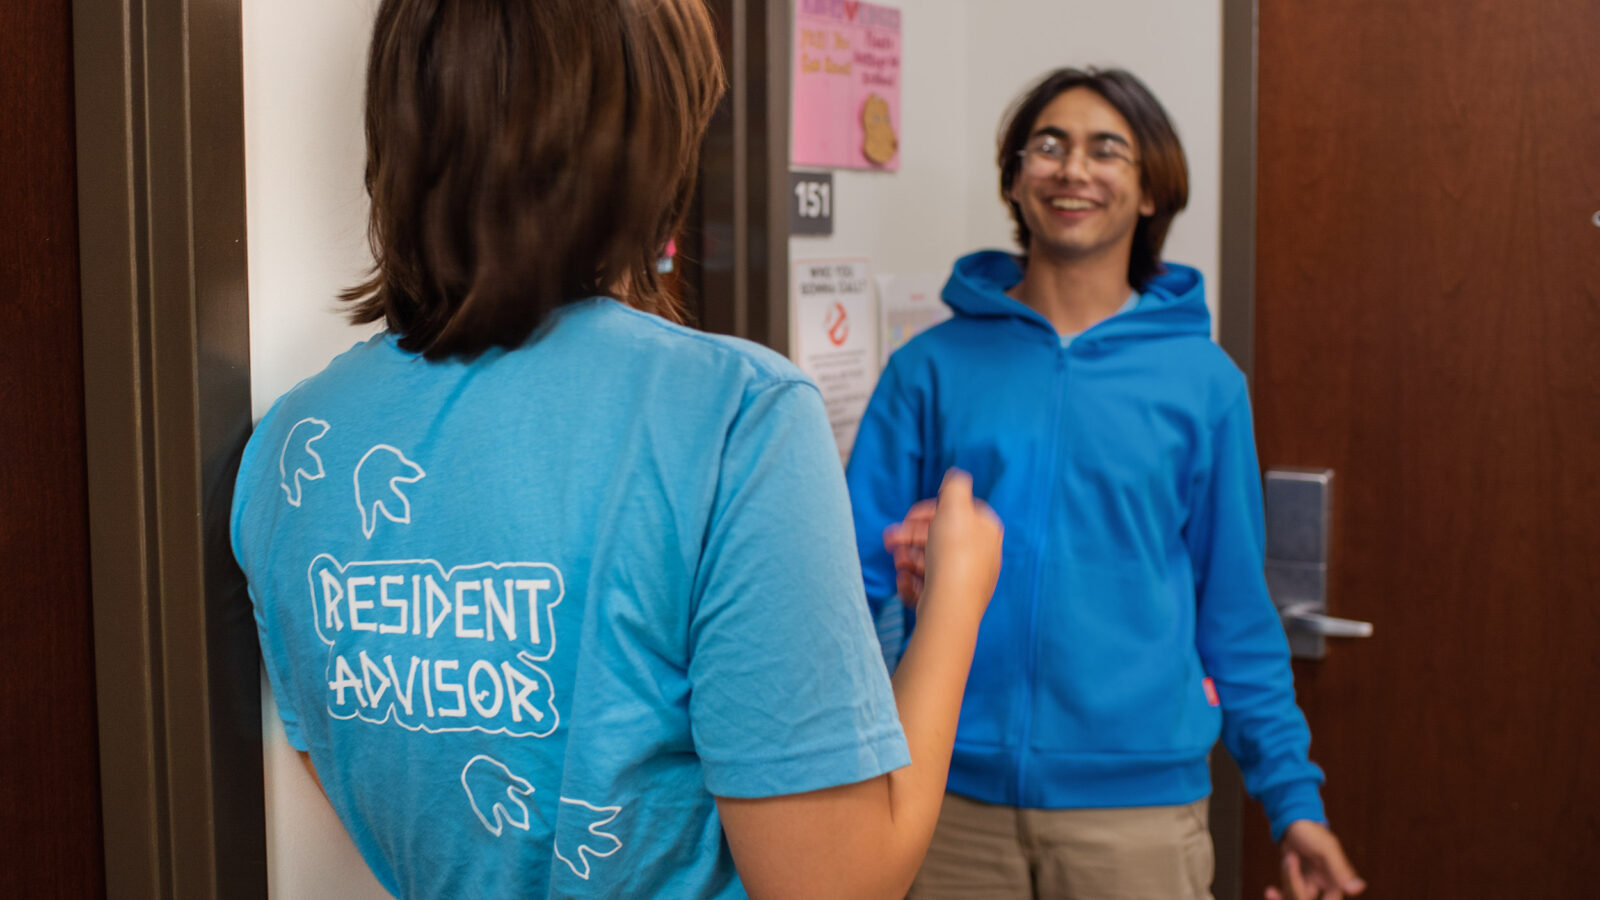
[790,171,835,236]
[792,1,902,172]
[792,258,879,461]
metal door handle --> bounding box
[1263,468,1372,659]
[1280,602,1373,639]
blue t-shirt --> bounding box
[232,298,910,899]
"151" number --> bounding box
[794,180,832,219]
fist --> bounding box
[908,470,1003,619]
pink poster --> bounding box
[792,0,902,172]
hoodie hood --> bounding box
[941,250,1211,343]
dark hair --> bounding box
[996,67,1189,290]
[342,0,727,359]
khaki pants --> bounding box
[907,793,1215,900]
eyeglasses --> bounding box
[1016,134,1138,177]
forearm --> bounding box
[883,588,979,836]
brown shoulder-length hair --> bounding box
[997,68,1189,290]
[342,0,726,359]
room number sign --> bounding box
[789,171,834,236]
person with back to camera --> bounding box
[229,1,1004,897]
[845,67,1366,899]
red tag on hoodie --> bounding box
[1202,677,1220,707]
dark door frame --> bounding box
[693,0,793,352]
[74,0,263,895]
[1214,0,1260,898]
[74,0,793,895]
[1218,0,1258,381]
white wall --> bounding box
[962,0,1224,324]
[244,0,382,414]
[242,0,390,896]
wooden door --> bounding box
[1243,0,1600,895]
[0,0,106,895]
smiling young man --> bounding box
[846,68,1366,898]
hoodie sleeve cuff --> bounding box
[1259,780,1327,842]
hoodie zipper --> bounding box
[1015,340,1070,805]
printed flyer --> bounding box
[792,258,880,460]
[791,0,903,171]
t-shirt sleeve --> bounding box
[252,584,308,752]
[687,379,911,798]
[230,401,309,752]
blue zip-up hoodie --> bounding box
[846,251,1325,840]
